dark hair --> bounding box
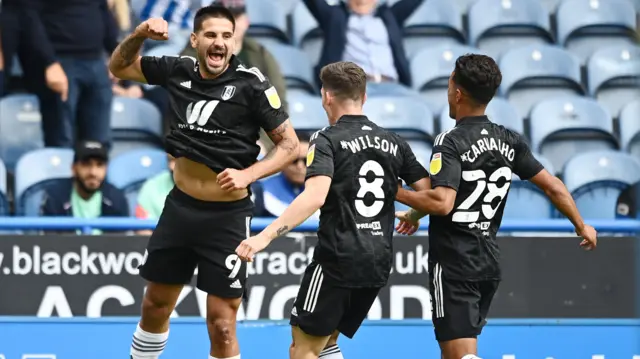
[319,61,367,102]
[453,54,502,105]
[193,5,236,32]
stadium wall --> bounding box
[0,219,638,357]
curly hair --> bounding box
[453,54,502,105]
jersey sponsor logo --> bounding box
[264,86,282,109]
[306,144,316,167]
[221,85,236,101]
[356,221,381,230]
[430,152,442,175]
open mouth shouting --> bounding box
[207,47,226,69]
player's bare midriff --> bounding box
[173,157,248,202]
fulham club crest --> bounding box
[221,85,236,101]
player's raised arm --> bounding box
[108,18,169,83]
[236,134,334,261]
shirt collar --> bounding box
[455,115,490,127]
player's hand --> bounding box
[236,235,270,262]
[135,18,169,41]
[217,168,254,191]
[395,211,419,236]
[45,62,68,102]
[576,224,597,251]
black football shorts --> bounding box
[139,187,253,298]
[429,263,500,342]
[290,261,380,338]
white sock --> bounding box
[209,356,240,359]
[461,355,481,359]
[130,324,169,359]
[319,344,344,358]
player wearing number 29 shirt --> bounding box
[235,62,429,359]
[395,54,598,359]
[108,5,299,359]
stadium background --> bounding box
[0,0,639,358]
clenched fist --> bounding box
[135,18,169,41]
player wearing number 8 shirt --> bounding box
[235,62,429,359]
[395,54,598,359]
[108,5,300,359]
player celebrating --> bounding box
[394,54,598,359]
[108,6,300,359]
[235,62,429,359]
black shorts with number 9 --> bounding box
[139,187,252,298]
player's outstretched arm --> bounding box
[396,186,456,217]
[528,169,597,250]
[108,18,169,83]
[235,176,331,261]
[395,177,432,235]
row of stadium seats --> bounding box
[1,92,638,176]
[238,0,639,63]
[0,148,639,219]
[258,43,640,119]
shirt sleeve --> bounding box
[398,138,429,185]
[251,75,289,132]
[429,135,461,191]
[140,56,179,86]
[512,133,544,180]
[305,133,334,179]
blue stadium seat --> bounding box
[619,100,640,158]
[411,45,483,114]
[110,97,164,157]
[587,45,640,117]
[246,0,289,46]
[366,83,422,97]
[0,158,7,215]
[499,45,584,119]
[14,148,74,216]
[504,153,555,219]
[468,0,553,59]
[363,96,435,142]
[403,0,465,58]
[107,149,169,215]
[261,43,316,94]
[0,95,44,171]
[291,2,323,65]
[529,97,617,174]
[539,0,563,12]
[287,93,328,131]
[563,150,640,219]
[407,140,433,168]
[556,0,637,63]
[438,97,524,135]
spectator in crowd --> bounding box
[40,141,129,234]
[107,0,132,33]
[303,0,423,88]
[181,0,287,151]
[21,0,118,148]
[260,133,318,219]
[617,181,639,219]
[1,0,30,97]
[131,0,203,48]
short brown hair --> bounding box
[319,61,367,102]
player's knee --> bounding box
[326,331,339,347]
[141,293,173,320]
[208,317,236,345]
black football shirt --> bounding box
[140,55,288,173]
[305,115,429,288]
[428,116,544,281]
